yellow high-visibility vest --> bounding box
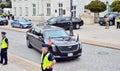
[41,53,52,70]
[1,38,8,49]
[116,18,120,22]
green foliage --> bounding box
[6,0,11,2]
[6,1,12,8]
[110,0,120,12]
[0,4,6,9]
[85,0,106,13]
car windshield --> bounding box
[64,17,79,21]
[44,29,69,39]
[48,18,57,23]
[18,18,28,22]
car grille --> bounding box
[58,45,79,53]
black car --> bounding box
[99,13,120,26]
[0,16,8,25]
[26,25,82,59]
[47,17,84,29]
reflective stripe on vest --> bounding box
[41,53,52,70]
[1,38,7,48]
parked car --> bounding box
[47,17,84,29]
[0,16,8,25]
[11,17,32,28]
[99,13,120,26]
[26,25,82,59]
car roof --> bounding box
[51,16,77,19]
[32,24,64,34]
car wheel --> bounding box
[109,21,113,26]
[75,24,80,29]
[27,39,33,48]
[99,22,103,25]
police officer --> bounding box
[0,32,9,65]
[41,44,56,71]
[116,17,120,29]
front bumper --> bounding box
[52,48,82,59]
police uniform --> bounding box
[41,44,55,71]
[0,32,8,65]
[116,17,120,29]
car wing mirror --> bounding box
[39,36,43,40]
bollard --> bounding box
[105,17,109,29]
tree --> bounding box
[85,0,107,23]
[0,4,6,9]
[6,1,12,8]
[110,0,120,12]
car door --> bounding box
[33,31,44,51]
[13,19,19,27]
[27,28,37,48]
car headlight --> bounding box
[51,44,57,52]
[78,43,82,49]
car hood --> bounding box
[20,21,32,25]
[45,38,79,46]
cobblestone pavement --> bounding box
[0,29,120,71]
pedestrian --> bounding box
[116,17,120,29]
[41,44,56,71]
[12,15,14,20]
[0,32,9,65]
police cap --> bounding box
[1,32,6,35]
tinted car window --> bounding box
[44,30,69,39]
[72,17,80,21]
[48,18,57,23]
[19,18,28,22]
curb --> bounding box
[9,53,41,71]
[81,38,120,50]
[0,26,28,33]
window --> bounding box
[25,7,28,16]
[14,7,16,16]
[33,4,36,16]
[19,7,22,16]
[59,3,63,16]
[73,6,76,17]
[47,3,51,16]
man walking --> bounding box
[41,44,56,71]
[0,32,9,65]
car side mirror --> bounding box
[39,36,43,40]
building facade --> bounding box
[12,0,114,21]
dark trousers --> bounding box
[42,68,53,71]
[117,22,120,29]
[0,48,8,64]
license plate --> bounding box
[68,53,73,56]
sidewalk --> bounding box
[0,53,40,71]
[73,24,120,50]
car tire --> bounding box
[27,39,33,48]
[109,21,113,26]
[75,24,80,29]
[99,22,103,26]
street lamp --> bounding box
[106,1,109,15]
[69,0,74,36]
